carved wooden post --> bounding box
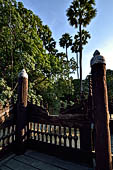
[80,124,92,151]
[16,69,28,154]
[91,50,112,170]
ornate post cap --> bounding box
[18,69,28,79]
[90,50,106,67]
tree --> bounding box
[59,33,73,80]
[71,38,79,79]
[0,0,63,105]
[59,33,72,62]
[71,29,91,79]
[67,0,96,94]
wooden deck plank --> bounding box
[0,166,12,170]
[0,150,93,170]
[25,150,93,170]
[2,158,38,170]
[15,155,63,170]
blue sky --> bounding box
[17,0,113,79]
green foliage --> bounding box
[0,78,12,104]
[59,33,77,78]
[0,0,96,115]
[0,0,64,106]
[66,0,97,28]
[59,33,72,51]
[106,69,113,101]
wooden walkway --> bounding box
[0,150,93,170]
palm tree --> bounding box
[71,40,79,79]
[59,33,73,100]
[67,0,96,94]
[71,30,91,79]
[59,33,72,62]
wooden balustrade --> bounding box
[0,124,16,152]
[29,122,78,149]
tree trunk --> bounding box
[66,45,68,62]
[66,45,69,79]
[76,52,79,79]
[79,23,83,95]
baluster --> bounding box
[50,125,52,144]
[29,122,32,139]
[54,125,57,145]
[56,126,59,145]
[26,125,28,140]
[51,125,53,144]
[61,127,64,146]
[31,123,34,139]
[64,127,67,147]
[33,123,36,140]
[71,128,74,148]
[47,125,50,143]
[43,124,46,142]
[78,128,80,149]
[46,125,49,143]
[14,125,16,141]
[74,128,77,148]
[69,127,72,148]
[39,124,42,141]
[22,128,25,142]
[12,125,15,143]
[59,126,61,146]
[41,124,44,142]
[37,123,40,141]
[45,124,48,142]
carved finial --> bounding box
[18,69,28,79]
[90,50,106,66]
[93,50,100,57]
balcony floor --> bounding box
[0,150,93,170]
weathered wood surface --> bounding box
[28,104,91,128]
[91,51,112,170]
[0,150,93,170]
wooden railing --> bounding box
[27,117,93,166]
[0,100,94,166]
[0,99,16,159]
[29,122,79,149]
[0,124,16,150]
[0,122,16,159]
